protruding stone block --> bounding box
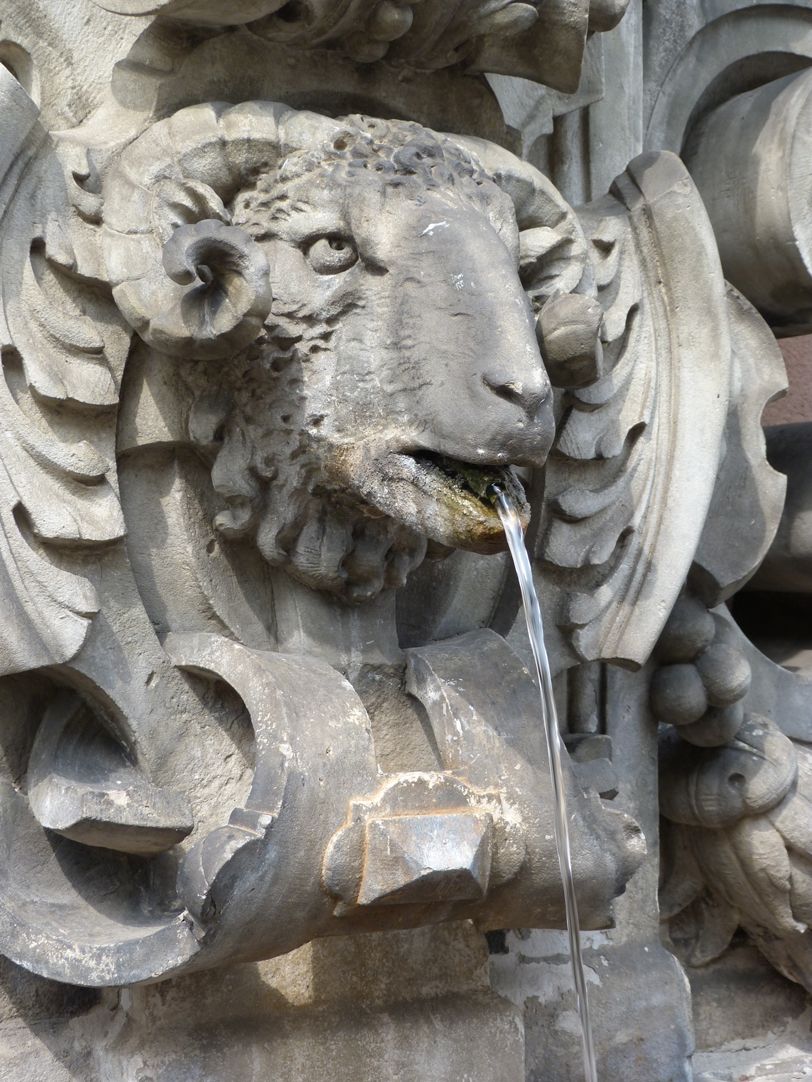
[358,812,493,907]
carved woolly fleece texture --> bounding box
[187,114,517,602]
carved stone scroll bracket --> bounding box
[164,632,382,963]
[0,622,634,988]
[690,287,788,605]
[0,718,201,987]
[0,606,218,988]
[26,691,194,856]
[685,68,812,337]
[164,629,643,963]
[644,0,812,153]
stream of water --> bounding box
[495,489,599,1082]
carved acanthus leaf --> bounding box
[540,153,731,667]
[0,68,127,675]
[666,882,741,969]
[664,768,812,987]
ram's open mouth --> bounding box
[408,451,517,509]
[389,449,531,552]
[332,444,532,554]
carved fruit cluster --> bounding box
[650,596,751,747]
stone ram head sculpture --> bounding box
[103,101,592,601]
[0,86,643,987]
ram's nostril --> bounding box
[483,373,524,405]
[482,371,549,417]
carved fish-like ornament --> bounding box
[660,715,798,830]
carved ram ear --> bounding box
[101,101,341,360]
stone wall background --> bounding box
[765,338,812,425]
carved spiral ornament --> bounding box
[660,716,798,830]
[102,101,330,358]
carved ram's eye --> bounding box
[305,235,358,275]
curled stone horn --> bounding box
[102,101,341,359]
[450,132,590,299]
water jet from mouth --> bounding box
[494,485,598,1082]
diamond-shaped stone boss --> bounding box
[357,811,493,907]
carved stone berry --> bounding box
[695,643,751,707]
[651,595,750,747]
[657,595,715,662]
[650,664,708,726]
[367,1,414,43]
[676,702,745,748]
